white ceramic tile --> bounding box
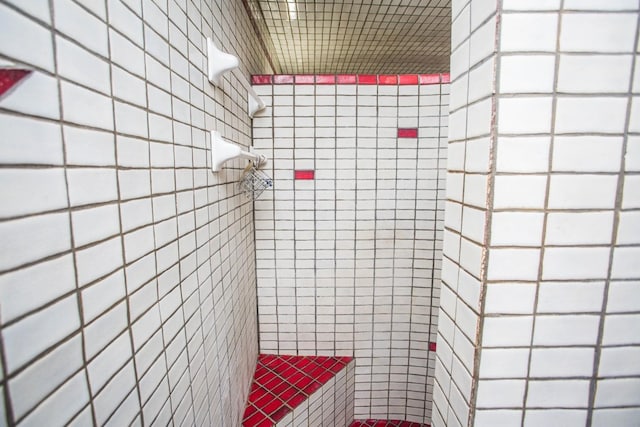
[54,0,108,55]
[475,380,526,408]
[482,316,533,347]
[64,125,116,166]
[552,136,623,172]
[451,4,470,51]
[626,136,640,171]
[602,314,640,345]
[530,347,595,378]
[471,0,497,30]
[493,175,547,209]
[0,254,74,325]
[474,409,522,427]
[523,409,587,427]
[499,55,556,93]
[466,98,492,138]
[0,212,71,271]
[612,246,640,279]
[547,175,618,209]
[606,281,640,313]
[498,97,552,134]
[592,408,640,427]
[61,81,114,130]
[469,17,497,67]
[94,362,137,425]
[599,347,640,377]
[71,204,120,247]
[502,0,560,10]
[4,0,51,23]
[115,101,148,138]
[0,3,54,71]
[18,371,89,426]
[109,28,145,77]
[468,58,494,103]
[0,71,60,120]
[81,269,126,323]
[67,168,118,207]
[495,136,550,173]
[543,247,611,280]
[0,114,63,165]
[3,295,79,373]
[557,54,632,93]
[108,0,144,46]
[0,168,67,218]
[9,334,83,419]
[564,0,639,9]
[462,174,488,209]
[500,13,558,52]
[537,282,604,313]
[88,331,132,393]
[560,13,638,53]
[490,212,544,246]
[112,66,147,107]
[487,248,540,280]
[484,283,536,315]
[546,212,614,245]
[478,348,529,378]
[594,378,640,407]
[621,174,640,208]
[464,138,491,173]
[56,35,111,95]
[533,315,600,345]
[75,235,122,286]
[556,96,628,134]
[527,380,590,408]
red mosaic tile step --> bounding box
[242,354,353,427]
[350,420,430,427]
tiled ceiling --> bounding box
[244,0,451,74]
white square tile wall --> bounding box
[436,1,640,427]
[0,0,270,425]
[252,75,449,424]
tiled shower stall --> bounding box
[0,0,639,426]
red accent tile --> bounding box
[0,69,31,97]
[294,170,314,180]
[419,74,441,85]
[295,74,315,84]
[429,341,437,351]
[398,128,418,138]
[288,392,307,408]
[270,405,291,422]
[378,75,398,85]
[273,74,294,84]
[243,403,258,419]
[337,74,357,84]
[302,380,323,395]
[251,75,272,85]
[399,74,419,85]
[316,74,336,84]
[357,74,377,84]
[441,73,451,83]
[244,410,269,426]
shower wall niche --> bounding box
[251,74,449,424]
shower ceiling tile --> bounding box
[245,0,451,74]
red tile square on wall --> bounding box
[398,128,418,138]
[316,74,336,84]
[295,74,315,84]
[378,74,398,85]
[294,170,314,180]
[273,74,294,84]
[251,75,273,85]
[419,74,440,85]
[399,74,419,85]
[357,74,377,84]
[337,74,357,84]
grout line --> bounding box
[585,6,640,426]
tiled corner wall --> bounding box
[435,1,640,427]
[0,0,270,425]
[251,74,449,424]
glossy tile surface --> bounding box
[243,354,352,426]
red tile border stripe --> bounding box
[253,74,450,86]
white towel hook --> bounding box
[210,131,267,172]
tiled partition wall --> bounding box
[434,1,640,427]
[252,74,449,423]
[0,0,269,425]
